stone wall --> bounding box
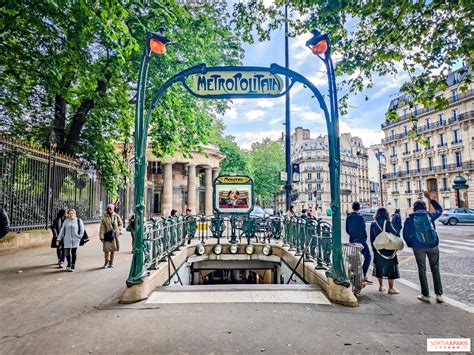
[0,223,101,255]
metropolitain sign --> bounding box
[193,71,284,97]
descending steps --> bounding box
[146,284,331,305]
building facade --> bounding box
[289,127,370,215]
[381,67,473,215]
[121,144,224,218]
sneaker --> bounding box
[58,262,64,269]
[435,295,444,303]
[103,261,109,269]
[379,287,386,292]
[417,295,431,303]
[388,288,400,295]
[108,261,114,268]
[66,267,73,272]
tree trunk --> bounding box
[53,95,67,147]
[61,69,111,155]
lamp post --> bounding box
[374,150,385,206]
[127,30,170,286]
[305,30,349,286]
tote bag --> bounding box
[373,220,404,253]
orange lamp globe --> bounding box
[311,40,328,55]
[150,38,166,54]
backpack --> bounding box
[77,218,90,246]
[412,214,438,248]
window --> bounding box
[391,146,396,156]
[425,118,430,128]
[453,129,461,143]
[442,178,448,191]
[416,159,421,172]
[316,151,321,159]
[308,193,313,201]
[426,137,432,149]
[392,163,397,174]
[407,198,412,208]
[414,105,418,116]
[406,181,411,193]
[404,142,409,154]
[403,109,408,119]
[417,180,422,192]
[307,163,312,169]
[452,109,459,120]
[390,129,395,138]
[317,194,322,201]
[415,141,420,152]
[441,155,447,169]
[316,172,321,180]
[439,133,445,146]
[308,183,312,191]
[394,199,399,208]
[438,113,444,124]
[316,183,321,191]
[455,152,462,167]
[452,89,459,102]
[393,182,398,192]
[307,172,312,180]
[403,126,408,135]
[405,161,410,173]
[428,157,433,170]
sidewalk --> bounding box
[0,235,472,354]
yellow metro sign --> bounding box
[193,71,284,97]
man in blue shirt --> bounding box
[346,202,372,284]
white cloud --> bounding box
[238,130,283,150]
[245,109,266,121]
[302,112,325,124]
[224,109,238,120]
[339,120,383,146]
[257,99,276,108]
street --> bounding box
[342,221,474,308]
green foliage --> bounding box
[1,1,243,196]
[247,138,285,207]
[232,0,473,115]
[210,119,249,175]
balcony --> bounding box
[440,187,451,192]
[405,190,412,194]
[383,160,474,179]
[391,190,400,195]
[451,140,462,145]
[402,151,410,156]
[437,143,448,148]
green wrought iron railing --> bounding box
[136,215,363,294]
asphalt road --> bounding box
[343,220,474,308]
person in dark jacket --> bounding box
[300,209,309,220]
[403,191,443,304]
[391,209,402,236]
[51,209,67,268]
[346,202,372,283]
[0,207,10,239]
[370,208,400,294]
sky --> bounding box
[220,3,408,150]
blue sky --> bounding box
[221,4,409,149]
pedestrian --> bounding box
[99,204,123,269]
[0,207,10,239]
[346,201,372,284]
[56,209,84,272]
[392,208,403,236]
[51,209,67,268]
[185,208,192,216]
[300,209,309,220]
[403,191,444,303]
[126,214,135,253]
[287,205,296,219]
[170,209,177,217]
[370,207,400,294]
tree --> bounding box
[247,138,285,207]
[233,1,473,116]
[210,119,249,175]
[1,1,243,195]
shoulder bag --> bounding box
[103,215,116,242]
[373,220,404,260]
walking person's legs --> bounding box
[103,251,110,268]
[413,248,431,302]
[70,248,77,271]
[378,277,385,292]
[109,252,115,268]
[426,246,443,302]
[56,246,65,267]
[64,248,72,271]
[360,241,372,283]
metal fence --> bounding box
[0,136,109,231]
[139,214,364,294]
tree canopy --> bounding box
[1,0,242,195]
[247,138,285,207]
[233,0,473,115]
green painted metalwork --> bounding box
[128,30,349,287]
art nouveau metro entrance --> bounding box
[121,30,362,306]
